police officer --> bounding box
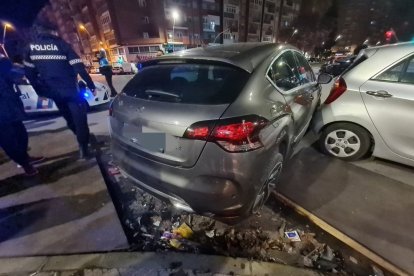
[0,55,43,176]
[24,19,96,160]
[97,50,117,97]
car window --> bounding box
[122,62,250,104]
[373,60,405,82]
[400,56,414,84]
[267,51,301,91]
[294,52,316,84]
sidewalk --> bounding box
[278,146,414,275]
[0,252,321,276]
[0,127,129,256]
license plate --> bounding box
[123,124,166,152]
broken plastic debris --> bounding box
[321,245,334,261]
[173,222,193,239]
[205,229,215,238]
[349,256,358,264]
[285,230,301,242]
[372,265,384,276]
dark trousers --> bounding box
[0,121,30,166]
[102,70,117,97]
[54,97,90,147]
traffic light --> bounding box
[385,30,393,42]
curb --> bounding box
[273,192,410,276]
[0,252,321,276]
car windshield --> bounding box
[122,62,250,104]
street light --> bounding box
[171,9,179,52]
[363,38,369,45]
[213,28,231,44]
[335,34,342,42]
[288,29,298,42]
[79,24,91,36]
[1,22,13,57]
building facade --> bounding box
[42,0,302,63]
[222,0,301,44]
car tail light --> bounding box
[184,115,268,152]
[324,77,347,104]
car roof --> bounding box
[156,43,293,73]
[365,41,414,56]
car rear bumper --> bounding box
[111,137,276,222]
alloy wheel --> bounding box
[325,129,361,158]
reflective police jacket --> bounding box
[23,33,95,100]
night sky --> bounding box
[0,0,48,27]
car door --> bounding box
[359,54,414,160]
[293,51,320,120]
[266,50,314,141]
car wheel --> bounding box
[252,153,284,213]
[319,123,371,161]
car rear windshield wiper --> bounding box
[145,89,182,102]
[145,89,181,98]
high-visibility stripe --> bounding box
[69,58,83,65]
[23,60,36,68]
[30,55,67,61]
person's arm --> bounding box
[61,40,96,94]
[23,49,48,97]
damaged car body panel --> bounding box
[109,43,322,222]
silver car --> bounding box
[314,42,414,167]
[109,43,328,221]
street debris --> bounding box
[103,157,350,274]
[285,230,301,242]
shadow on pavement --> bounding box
[0,151,95,198]
[0,190,109,242]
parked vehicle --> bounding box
[313,42,414,167]
[319,55,356,77]
[112,63,123,75]
[112,62,138,75]
[109,43,330,222]
[19,81,110,114]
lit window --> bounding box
[143,32,149,38]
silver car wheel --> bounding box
[325,129,361,158]
[252,160,283,213]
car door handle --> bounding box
[366,90,393,98]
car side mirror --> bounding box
[317,73,333,84]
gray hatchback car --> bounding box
[109,43,329,221]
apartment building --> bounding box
[222,0,301,44]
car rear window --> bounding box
[123,62,250,104]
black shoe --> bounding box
[79,146,93,160]
[23,165,39,176]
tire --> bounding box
[319,122,371,161]
[251,153,284,214]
